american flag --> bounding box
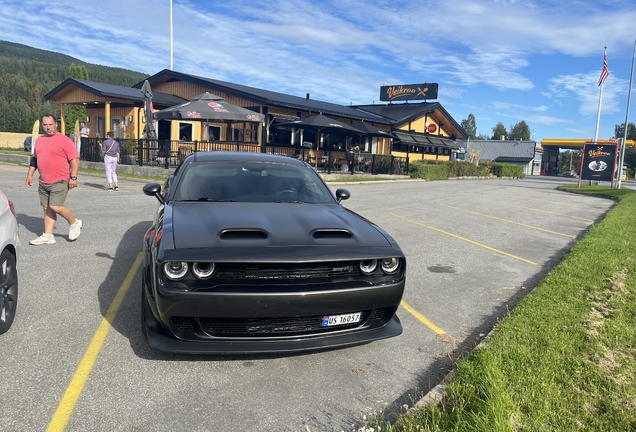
[598,49,609,86]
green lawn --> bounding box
[372,184,636,431]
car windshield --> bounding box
[174,160,336,204]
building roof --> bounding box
[354,102,468,139]
[45,78,187,107]
[459,139,536,162]
[136,70,391,124]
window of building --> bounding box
[179,122,193,141]
[208,125,221,141]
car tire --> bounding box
[0,248,18,335]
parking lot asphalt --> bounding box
[0,164,615,431]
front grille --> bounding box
[167,309,398,339]
[200,314,347,335]
[213,262,360,280]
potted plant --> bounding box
[120,138,136,165]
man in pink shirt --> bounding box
[25,114,83,245]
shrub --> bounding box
[409,160,449,180]
[409,159,491,179]
[488,161,524,178]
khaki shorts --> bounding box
[38,180,69,207]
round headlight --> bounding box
[163,261,188,280]
[381,257,400,274]
[192,262,215,279]
[359,259,378,275]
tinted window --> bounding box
[175,161,335,203]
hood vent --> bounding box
[312,229,353,240]
[220,229,268,240]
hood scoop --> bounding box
[312,229,353,240]
[220,229,269,240]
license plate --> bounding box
[322,312,361,327]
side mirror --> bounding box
[335,188,351,203]
[143,182,165,204]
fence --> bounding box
[79,138,408,175]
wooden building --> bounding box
[45,69,467,160]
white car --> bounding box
[0,189,19,334]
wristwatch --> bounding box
[70,176,78,181]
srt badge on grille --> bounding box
[332,266,354,272]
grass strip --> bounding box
[374,184,636,431]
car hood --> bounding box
[169,202,392,250]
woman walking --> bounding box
[101,131,120,191]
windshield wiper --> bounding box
[181,197,237,202]
[274,200,306,203]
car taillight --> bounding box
[8,199,16,217]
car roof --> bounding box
[191,151,307,166]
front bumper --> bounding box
[143,295,402,354]
[142,279,405,354]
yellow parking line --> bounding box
[48,253,143,432]
[400,300,446,334]
[476,198,594,221]
[440,204,575,238]
[390,213,537,265]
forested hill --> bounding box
[0,40,149,133]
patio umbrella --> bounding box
[276,113,361,168]
[30,119,39,155]
[349,121,397,139]
[276,113,361,135]
[348,121,397,163]
[141,80,156,139]
[153,92,263,123]
[276,113,361,151]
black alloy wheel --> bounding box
[0,249,18,335]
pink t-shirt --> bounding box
[33,132,80,184]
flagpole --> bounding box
[593,46,607,142]
[617,38,636,188]
[170,0,173,70]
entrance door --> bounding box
[112,117,122,138]
[96,117,105,139]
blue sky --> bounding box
[1,0,635,142]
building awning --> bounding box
[270,113,300,123]
[395,131,459,149]
[394,131,418,144]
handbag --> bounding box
[101,140,116,159]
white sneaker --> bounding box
[69,219,83,241]
[30,234,56,245]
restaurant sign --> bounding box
[380,83,438,102]
[580,142,618,183]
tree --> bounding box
[561,150,581,174]
[613,122,636,141]
[460,114,477,139]
[491,122,507,140]
[476,133,490,140]
[508,120,531,140]
[64,63,89,135]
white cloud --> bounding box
[547,72,627,118]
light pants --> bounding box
[104,155,118,184]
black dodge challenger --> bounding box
[141,151,406,354]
